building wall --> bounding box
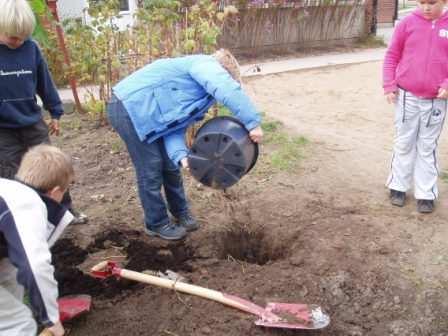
[364,0,397,29]
[56,0,138,29]
[56,0,87,20]
[377,0,397,26]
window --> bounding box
[119,0,129,11]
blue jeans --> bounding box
[107,95,189,229]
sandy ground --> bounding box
[247,60,448,286]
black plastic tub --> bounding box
[187,116,259,189]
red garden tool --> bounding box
[90,261,330,330]
[39,295,92,336]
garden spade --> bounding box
[90,261,330,330]
[39,295,92,336]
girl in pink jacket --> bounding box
[383,0,448,213]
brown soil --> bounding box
[51,61,448,336]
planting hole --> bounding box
[217,223,285,265]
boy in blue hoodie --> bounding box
[0,0,86,224]
[108,49,263,241]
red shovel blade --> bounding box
[255,303,330,329]
[223,294,329,329]
[58,295,92,322]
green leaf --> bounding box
[183,39,196,53]
[29,0,47,15]
[32,17,49,46]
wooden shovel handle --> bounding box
[90,261,266,316]
[91,260,109,272]
[120,269,256,314]
[39,329,53,336]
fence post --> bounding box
[46,0,84,113]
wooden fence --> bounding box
[219,4,367,54]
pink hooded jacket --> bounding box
[383,9,448,98]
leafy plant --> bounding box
[182,0,223,54]
[64,0,131,120]
[29,0,67,85]
[83,93,107,123]
[29,0,49,45]
[63,0,236,123]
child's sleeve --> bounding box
[35,46,64,120]
[383,20,407,94]
[189,59,261,132]
[1,197,60,327]
[164,128,188,165]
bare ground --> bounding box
[51,61,448,336]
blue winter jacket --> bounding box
[113,54,261,164]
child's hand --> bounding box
[180,157,189,170]
[49,119,60,136]
[249,126,263,143]
[47,321,65,336]
[437,88,448,99]
[385,92,397,104]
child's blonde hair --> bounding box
[213,49,242,83]
[16,145,74,192]
[0,0,36,38]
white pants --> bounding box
[386,89,447,200]
[0,259,37,336]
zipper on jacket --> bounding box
[423,21,436,93]
[402,90,406,123]
[427,99,434,127]
[1,97,34,102]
